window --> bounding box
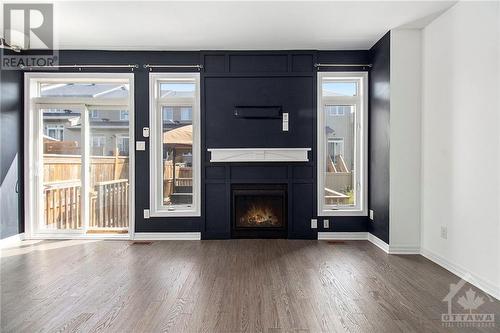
[318,72,367,215]
[119,110,129,121]
[117,136,129,155]
[91,136,106,147]
[149,73,200,217]
[326,105,349,116]
[180,107,192,121]
[45,125,64,141]
[163,107,174,122]
[328,138,344,164]
[24,73,134,239]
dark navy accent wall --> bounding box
[0,66,24,239]
[368,32,391,243]
[2,46,390,239]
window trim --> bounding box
[317,71,368,216]
[24,72,135,239]
[149,72,201,217]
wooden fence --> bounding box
[163,160,193,203]
[43,154,129,230]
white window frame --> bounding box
[119,110,129,121]
[327,105,345,116]
[45,124,64,141]
[328,137,345,161]
[317,72,368,216]
[91,135,106,147]
[180,107,192,121]
[149,72,201,217]
[24,72,135,239]
[162,107,174,122]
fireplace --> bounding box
[231,184,287,238]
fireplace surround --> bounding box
[231,184,287,238]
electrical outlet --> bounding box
[369,209,374,221]
[323,219,329,229]
[136,141,146,151]
[311,219,317,229]
[143,209,150,219]
[440,226,447,239]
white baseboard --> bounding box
[318,232,418,255]
[367,233,390,253]
[133,232,201,240]
[0,233,25,248]
[389,245,421,254]
[421,248,500,301]
[317,232,368,240]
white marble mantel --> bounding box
[207,148,311,163]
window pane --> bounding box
[324,104,356,207]
[89,109,130,230]
[162,122,193,206]
[40,83,129,98]
[42,107,82,230]
[160,82,195,98]
[322,82,357,97]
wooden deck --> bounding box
[1,239,499,332]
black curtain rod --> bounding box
[143,64,203,71]
[314,63,372,68]
[19,64,139,71]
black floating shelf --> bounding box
[234,106,282,119]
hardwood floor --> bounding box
[1,239,499,332]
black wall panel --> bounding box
[204,77,313,149]
[368,32,391,243]
[4,47,387,239]
[0,68,24,239]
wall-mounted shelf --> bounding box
[208,148,311,162]
[233,106,282,119]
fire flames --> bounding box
[239,204,280,227]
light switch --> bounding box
[311,219,317,229]
[136,141,146,151]
[143,209,150,219]
[323,219,329,228]
[143,127,150,138]
[282,113,289,132]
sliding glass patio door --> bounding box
[36,104,131,235]
[26,74,134,238]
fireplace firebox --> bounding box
[231,184,287,238]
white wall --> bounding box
[421,1,500,298]
[389,29,422,252]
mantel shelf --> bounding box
[207,148,311,163]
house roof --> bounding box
[41,83,129,98]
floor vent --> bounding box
[327,240,346,245]
[131,241,154,245]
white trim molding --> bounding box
[317,72,368,217]
[208,148,311,163]
[149,72,201,218]
[0,233,25,248]
[318,232,417,254]
[134,232,201,241]
[421,248,500,301]
[318,232,368,240]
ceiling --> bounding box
[46,1,456,50]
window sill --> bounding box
[150,208,201,218]
[319,208,367,217]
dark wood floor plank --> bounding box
[2,239,499,333]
